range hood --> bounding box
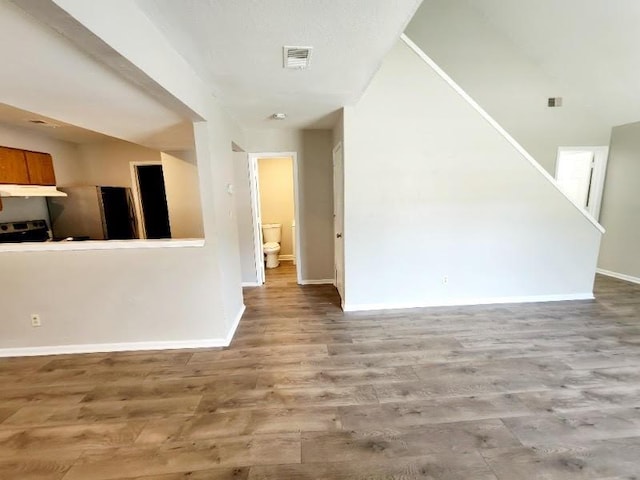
[0,184,67,197]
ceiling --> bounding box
[460,0,640,128]
[135,0,423,129]
[0,103,111,144]
[0,0,193,150]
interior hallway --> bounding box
[1,275,640,478]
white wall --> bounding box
[0,1,244,354]
[0,123,83,225]
[598,121,640,280]
[342,40,602,310]
[405,0,611,174]
[333,109,344,149]
[258,156,295,256]
[232,151,258,284]
[243,128,335,281]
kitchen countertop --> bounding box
[0,238,205,253]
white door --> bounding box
[333,143,345,303]
[556,150,594,209]
[556,146,609,221]
[250,156,265,284]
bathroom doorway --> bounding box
[248,152,301,285]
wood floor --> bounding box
[2,264,640,479]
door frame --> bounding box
[332,142,345,307]
[555,146,609,221]
[247,152,301,285]
[129,161,163,239]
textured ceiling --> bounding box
[136,0,423,129]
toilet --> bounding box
[262,223,281,269]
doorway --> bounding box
[131,163,172,239]
[555,146,609,220]
[248,152,301,285]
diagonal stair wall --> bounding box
[341,38,603,311]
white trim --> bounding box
[333,141,345,307]
[0,338,227,358]
[241,281,261,287]
[300,279,335,285]
[278,254,294,261]
[247,154,265,285]
[0,304,246,358]
[248,152,302,285]
[0,238,205,253]
[343,293,594,312]
[597,268,640,285]
[400,33,605,235]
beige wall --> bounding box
[75,140,160,188]
[258,156,294,256]
[161,150,204,239]
[598,121,640,280]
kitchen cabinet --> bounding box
[0,146,30,184]
[25,151,56,185]
[0,146,56,185]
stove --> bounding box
[0,219,51,243]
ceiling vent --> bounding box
[283,46,313,69]
[548,97,563,107]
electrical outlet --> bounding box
[443,276,448,285]
[31,314,41,327]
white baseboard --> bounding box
[242,281,261,287]
[343,293,594,312]
[278,254,294,261]
[299,279,335,285]
[597,268,640,285]
[0,304,247,358]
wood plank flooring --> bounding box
[2,262,640,479]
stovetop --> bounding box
[0,219,51,243]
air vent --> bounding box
[283,46,313,69]
[548,97,563,107]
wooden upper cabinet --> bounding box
[0,147,30,184]
[25,151,56,186]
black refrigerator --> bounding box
[48,186,138,240]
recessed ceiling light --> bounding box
[272,113,287,120]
